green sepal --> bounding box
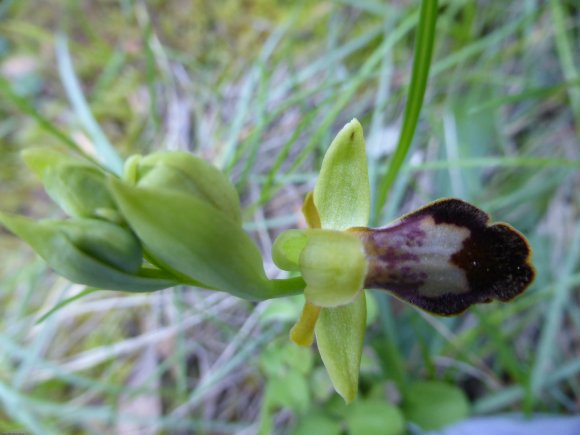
[109,178,274,300]
[0,213,176,291]
[315,291,366,403]
[22,148,119,220]
[126,151,242,224]
[314,119,370,230]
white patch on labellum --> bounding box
[412,216,470,297]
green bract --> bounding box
[273,118,371,402]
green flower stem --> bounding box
[269,277,306,298]
[372,0,439,224]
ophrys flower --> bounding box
[273,119,534,402]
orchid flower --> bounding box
[272,119,535,402]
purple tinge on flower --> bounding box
[350,198,535,316]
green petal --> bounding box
[315,291,366,403]
[300,229,366,307]
[0,213,175,291]
[289,301,321,347]
[314,119,370,230]
[302,192,321,229]
[109,179,273,299]
[130,151,242,224]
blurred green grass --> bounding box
[0,0,579,433]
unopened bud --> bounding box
[124,152,241,223]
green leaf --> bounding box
[315,291,366,403]
[259,296,303,324]
[260,340,313,377]
[373,0,439,223]
[0,213,176,291]
[402,381,470,430]
[130,151,242,223]
[345,399,405,435]
[265,370,310,414]
[292,411,342,435]
[109,179,274,299]
[314,119,370,230]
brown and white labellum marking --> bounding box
[350,198,535,316]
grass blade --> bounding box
[550,0,580,125]
[55,34,124,175]
[529,223,580,405]
[372,0,439,223]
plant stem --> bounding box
[268,277,306,299]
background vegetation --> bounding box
[0,0,578,433]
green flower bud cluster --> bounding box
[1,148,299,298]
[1,149,175,291]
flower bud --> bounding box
[0,213,176,291]
[22,148,119,220]
[57,218,142,274]
[124,152,241,224]
[108,178,273,299]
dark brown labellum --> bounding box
[350,198,535,316]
